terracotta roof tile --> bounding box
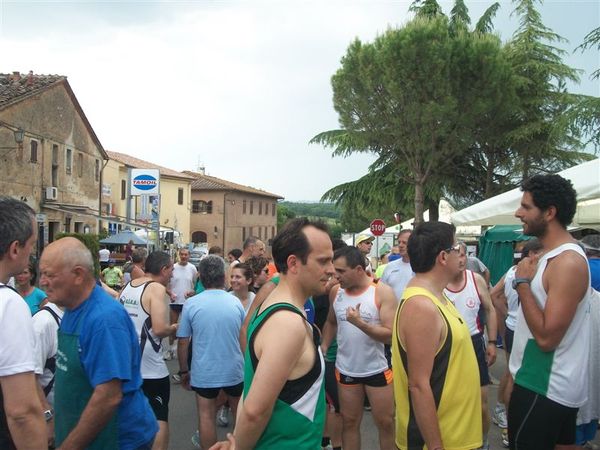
[183,170,283,199]
[107,151,195,181]
[0,72,65,108]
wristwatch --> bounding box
[44,409,54,422]
[512,278,531,289]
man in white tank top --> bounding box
[119,251,178,450]
[509,174,592,450]
[444,242,497,450]
[321,246,397,450]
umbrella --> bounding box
[100,230,147,245]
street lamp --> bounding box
[13,128,24,145]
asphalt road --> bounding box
[163,350,599,449]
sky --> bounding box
[1,0,598,201]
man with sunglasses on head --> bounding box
[444,242,497,450]
[355,235,375,276]
[392,221,482,450]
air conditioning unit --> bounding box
[45,186,58,201]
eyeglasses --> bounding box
[444,243,461,254]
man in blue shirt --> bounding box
[177,255,244,450]
[39,237,157,450]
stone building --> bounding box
[103,151,194,243]
[0,71,107,255]
[184,170,283,253]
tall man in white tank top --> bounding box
[509,174,592,450]
[444,242,497,450]
[120,251,178,450]
[321,246,397,450]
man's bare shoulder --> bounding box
[143,280,167,299]
[399,293,441,320]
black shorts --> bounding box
[170,304,183,313]
[336,368,393,387]
[325,361,340,413]
[142,376,170,422]
[504,327,514,354]
[192,382,243,399]
[508,384,578,449]
[471,332,490,386]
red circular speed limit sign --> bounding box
[370,219,386,236]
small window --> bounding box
[121,179,126,200]
[95,159,100,182]
[250,201,254,215]
[243,200,247,214]
[242,227,246,242]
[258,227,262,239]
[78,153,83,177]
[272,226,275,238]
[66,149,72,174]
[30,140,38,163]
[259,202,262,215]
[265,203,268,216]
[52,145,59,166]
[178,188,184,205]
[272,203,276,216]
[192,200,213,214]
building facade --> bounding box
[0,71,107,255]
[184,171,283,253]
[103,151,194,243]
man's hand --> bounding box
[209,433,236,450]
[185,290,196,299]
[180,372,191,391]
[486,342,497,366]
[515,255,539,281]
[346,303,363,326]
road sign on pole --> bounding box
[370,219,386,236]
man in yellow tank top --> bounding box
[391,221,482,450]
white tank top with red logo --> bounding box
[444,270,483,336]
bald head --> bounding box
[40,237,97,308]
[43,237,95,276]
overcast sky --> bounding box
[1,1,598,201]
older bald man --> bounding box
[39,237,157,450]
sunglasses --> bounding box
[444,243,461,254]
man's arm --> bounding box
[1,372,46,449]
[399,296,445,450]
[57,379,122,450]
[177,338,191,391]
[345,283,396,345]
[147,283,177,338]
[234,311,306,450]
[320,286,339,354]
[490,276,508,338]
[474,273,497,366]
[516,251,589,352]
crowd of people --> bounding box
[0,171,598,450]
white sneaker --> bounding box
[217,405,229,427]
[492,403,508,429]
[191,430,200,448]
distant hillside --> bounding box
[279,201,341,220]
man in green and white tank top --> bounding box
[509,174,592,450]
[212,218,335,450]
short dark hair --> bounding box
[332,239,348,251]
[208,246,222,255]
[243,236,259,250]
[199,255,226,288]
[228,248,242,259]
[408,221,455,273]
[247,256,269,276]
[0,197,35,260]
[132,248,147,264]
[232,262,254,282]
[272,218,330,274]
[398,229,412,238]
[333,246,366,270]
[521,238,543,258]
[145,251,171,275]
[27,259,38,286]
[521,174,577,228]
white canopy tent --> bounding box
[451,159,600,228]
